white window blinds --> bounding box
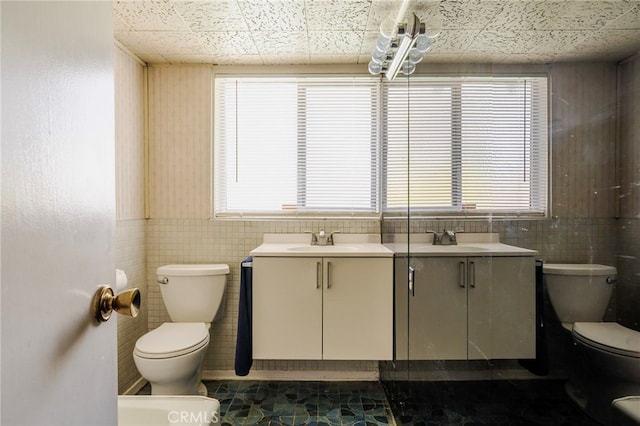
[384,76,548,215]
[214,75,548,217]
[214,77,380,216]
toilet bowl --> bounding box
[570,322,640,424]
[544,263,640,424]
[134,264,229,396]
[612,396,640,426]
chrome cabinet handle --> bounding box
[409,266,415,297]
[469,261,476,288]
[316,261,321,289]
[326,261,332,289]
[459,261,466,288]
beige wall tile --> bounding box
[115,46,145,220]
[550,62,618,219]
[148,66,212,219]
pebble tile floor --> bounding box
[138,379,600,425]
[383,380,600,425]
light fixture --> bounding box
[368,13,436,81]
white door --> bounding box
[1,2,117,425]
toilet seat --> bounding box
[135,323,210,359]
[573,322,640,358]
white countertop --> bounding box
[250,233,537,258]
[250,233,394,258]
[383,233,538,257]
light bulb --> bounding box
[375,34,391,53]
[408,49,424,64]
[368,60,382,75]
[379,18,397,39]
[401,62,416,75]
[415,35,432,53]
[372,49,387,63]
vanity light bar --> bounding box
[368,13,434,81]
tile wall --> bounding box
[114,45,147,394]
[618,54,640,331]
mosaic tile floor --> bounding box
[207,381,394,426]
[383,380,600,425]
[137,379,599,425]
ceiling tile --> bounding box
[252,31,309,55]
[604,3,640,30]
[487,0,636,31]
[306,0,371,30]
[237,0,306,31]
[113,0,189,32]
[260,54,311,65]
[114,14,132,32]
[309,54,361,64]
[309,31,365,55]
[116,31,208,55]
[171,0,248,32]
[575,29,640,58]
[423,53,507,63]
[430,29,481,54]
[467,29,592,55]
[195,31,259,55]
[439,0,507,30]
[112,0,640,65]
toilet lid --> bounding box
[542,263,617,276]
[573,322,640,358]
[135,323,209,359]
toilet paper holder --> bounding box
[92,285,141,323]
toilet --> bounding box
[544,263,640,424]
[134,264,229,396]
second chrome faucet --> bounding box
[426,229,458,245]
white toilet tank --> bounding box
[156,264,230,323]
[543,263,616,325]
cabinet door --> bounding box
[467,256,536,360]
[253,257,323,360]
[409,257,468,360]
[322,257,393,360]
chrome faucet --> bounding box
[426,229,458,245]
[306,230,341,246]
[440,229,457,245]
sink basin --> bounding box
[287,245,359,252]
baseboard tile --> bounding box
[379,368,567,382]
[122,376,148,395]
[202,369,380,382]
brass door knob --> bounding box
[92,285,141,322]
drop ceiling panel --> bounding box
[113,0,640,65]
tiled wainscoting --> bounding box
[142,217,616,381]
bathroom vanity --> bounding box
[250,232,536,363]
[250,234,394,361]
[386,233,538,361]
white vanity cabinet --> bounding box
[253,256,393,361]
[398,255,535,360]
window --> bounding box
[214,77,379,216]
[214,75,548,217]
[384,76,548,215]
